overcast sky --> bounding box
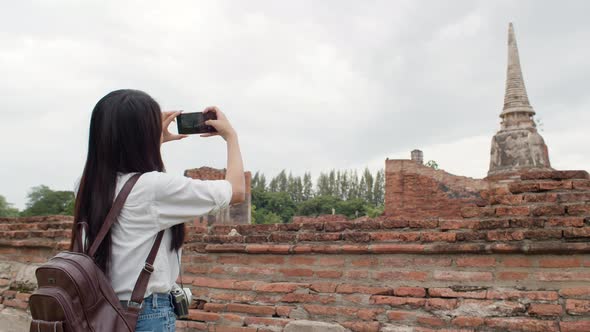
[1,0,589,209]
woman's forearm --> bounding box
[225,134,245,204]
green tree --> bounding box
[339,171,349,200]
[425,160,439,170]
[302,172,314,200]
[336,198,368,218]
[252,172,267,191]
[251,188,296,223]
[366,205,385,218]
[296,195,341,217]
[348,170,360,200]
[251,205,282,224]
[316,173,330,197]
[362,168,374,203]
[0,195,19,217]
[21,185,75,216]
[373,169,385,206]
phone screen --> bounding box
[176,112,217,134]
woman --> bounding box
[72,89,245,331]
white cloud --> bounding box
[1,0,589,210]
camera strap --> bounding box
[177,250,184,290]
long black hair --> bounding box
[71,89,185,273]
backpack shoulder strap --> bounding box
[88,173,141,258]
[127,230,165,311]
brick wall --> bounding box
[1,170,590,331]
[385,160,490,219]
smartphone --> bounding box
[176,112,217,134]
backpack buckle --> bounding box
[127,300,143,310]
[143,262,154,274]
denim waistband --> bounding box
[120,292,172,309]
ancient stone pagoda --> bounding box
[488,23,551,177]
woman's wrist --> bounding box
[224,131,238,143]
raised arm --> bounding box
[202,107,245,204]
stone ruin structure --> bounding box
[489,23,551,177]
[185,167,252,225]
[1,24,589,332]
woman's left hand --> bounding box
[161,111,188,144]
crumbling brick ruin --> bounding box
[1,24,589,332]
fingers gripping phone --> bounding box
[176,111,217,134]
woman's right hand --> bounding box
[202,106,237,141]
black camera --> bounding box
[176,111,217,135]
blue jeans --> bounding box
[135,293,176,332]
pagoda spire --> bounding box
[501,22,535,119]
[488,23,551,177]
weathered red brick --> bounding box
[370,232,421,242]
[536,272,590,282]
[531,205,565,217]
[560,287,590,298]
[336,284,391,295]
[486,230,524,241]
[508,182,540,194]
[280,268,313,277]
[428,287,486,299]
[452,316,484,327]
[567,204,590,216]
[188,309,221,322]
[433,271,493,282]
[315,270,343,279]
[560,321,590,332]
[564,228,590,238]
[317,257,345,266]
[374,271,428,282]
[486,290,558,301]
[456,257,496,267]
[255,282,308,293]
[413,257,453,267]
[528,303,562,317]
[502,257,533,267]
[495,206,530,216]
[2,299,27,310]
[523,193,558,203]
[226,303,275,316]
[409,220,438,228]
[546,217,585,227]
[370,296,425,308]
[386,310,415,321]
[485,317,558,332]
[416,315,447,327]
[310,282,337,293]
[421,232,456,242]
[243,316,290,327]
[497,272,528,281]
[394,287,426,298]
[539,257,581,268]
[370,243,425,253]
[381,219,409,228]
[426,298,458,310]
[544,180,574,190]
[341,321,380,332]
[566,299,590,315]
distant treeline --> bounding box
[251,168,385,224]
[0,186,74,218]
[0,168,389,224]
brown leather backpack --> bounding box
[29,174,165,332]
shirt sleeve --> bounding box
[153,172,233,230]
